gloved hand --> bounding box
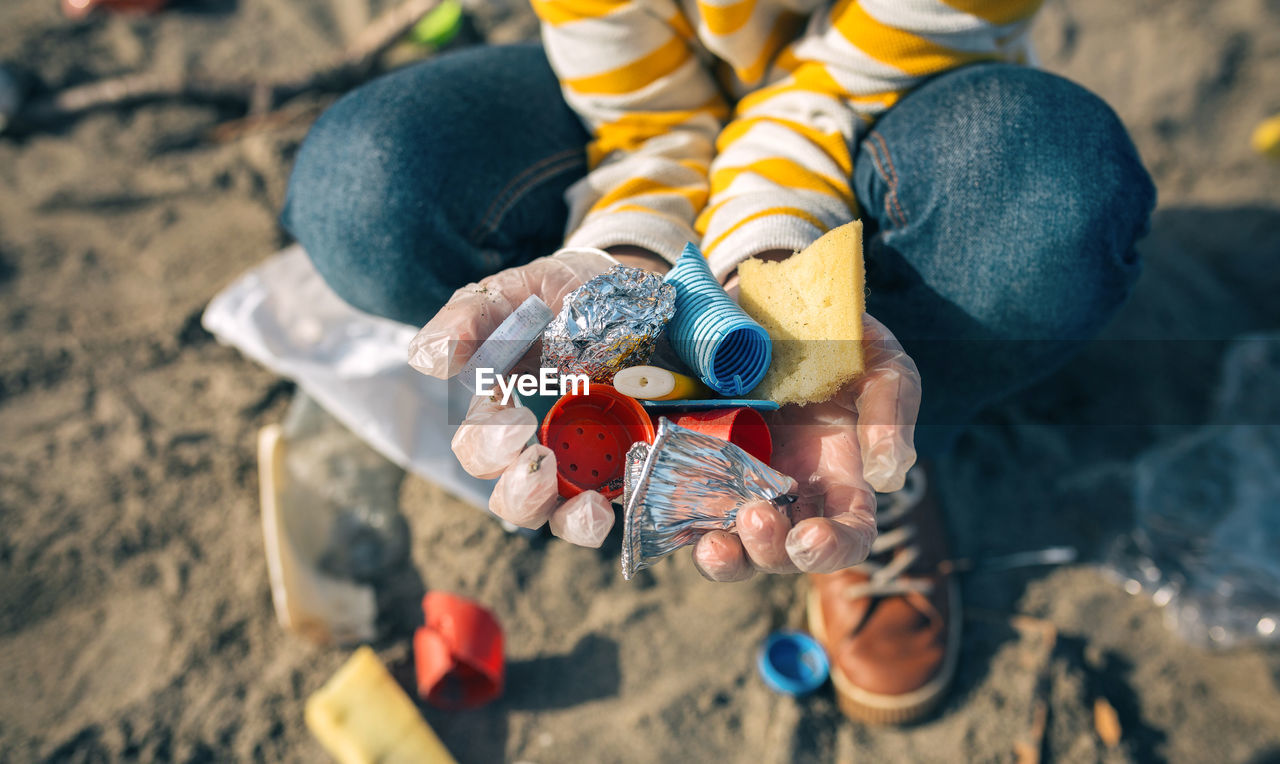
[409,249,618,546]
[692,314,921,581]
[408,248,616,379]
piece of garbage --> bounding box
[941,546,1078,575]
[757,631,830,696]
[673,407,772,465]
[664,243,771,396]
[62,0,169,19]
[281,392,410,583]
[1251,113,1280,159]
[621,418,796,580]
[1106,333,1280,649]
[539,384,654,499]
[203,244,499,514]
[414,592,505,710]
[738,221,865,405]
[258,423,376,646]
[306,646,457,764]
[613,364,709,400]
[640,398,780,412]
[0,65,24,134]
[456,294,553,393]
[541,265,675,383]
[408,0,465,48]
[1093,696,1122,749]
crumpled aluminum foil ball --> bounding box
[541,266,675,383]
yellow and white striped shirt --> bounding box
[537,0,1041,278]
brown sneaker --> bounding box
[806,464,960,724]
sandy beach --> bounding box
[2,0,1279,760]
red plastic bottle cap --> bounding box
[413,591,504,710]
[539,384,656,500]
[62,0,169,19]
[672,407,773,465]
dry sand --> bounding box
[2,0,1280,761]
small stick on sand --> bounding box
[9,0,441,130]
[967,609,1058,764]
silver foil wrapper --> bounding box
[541,266,676,383]
[621,418,795,580]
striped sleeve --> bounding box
[535,0,731,261]
[698,0,1042,278]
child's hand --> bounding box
[450,393,618,547]
[692,314,921,581]
[408,249,616,380]
[409,248,625,547]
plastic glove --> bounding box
[408,248,616,379]
[549,491,616,548]
[693,314,921,581]
[413,249,619,543]
[451,392,616,540]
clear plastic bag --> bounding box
[280,392,409,583]
[1107,333,1280,649]
[202,244,498,510]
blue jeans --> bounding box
[281,44,1156,457]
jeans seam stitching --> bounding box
[469,148,584,241]
[872,131,908,228]
[470,155,585,245]
[865,133,897,228]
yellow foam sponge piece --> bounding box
[738,221,865,405]
[306,646,456,764]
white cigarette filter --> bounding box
[613,365,708,401]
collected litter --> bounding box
[541,265,675,382]
[413,592,505,709]
[669,406,772,465]
[307,646,457,764]
[639,397,779,412]
[538,384,654,500]
[421,221,868,580]
[664,243,771,396]
[612,364,709,400]
[458,294,553,393]
[621,419,797,580]
[1107,332,1280,649]
[738,220,865,405]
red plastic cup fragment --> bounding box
[62,0,170,19]
[539,384,655,499]
[672,407,772,465]
[413,592,504,709]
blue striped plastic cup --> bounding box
[664,243,771,396]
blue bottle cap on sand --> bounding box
[664,243,771,396]
[757,631,829,696]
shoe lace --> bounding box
[841,468,934,600]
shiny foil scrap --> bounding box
[621,418,796,580]
[541,266,676,383]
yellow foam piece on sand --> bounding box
[306,646,456,764]
[738,221,865,405]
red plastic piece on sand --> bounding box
[413,592,504,710]
[539,384,655,500]
[672,407,773,465]
[62,0,170,18]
